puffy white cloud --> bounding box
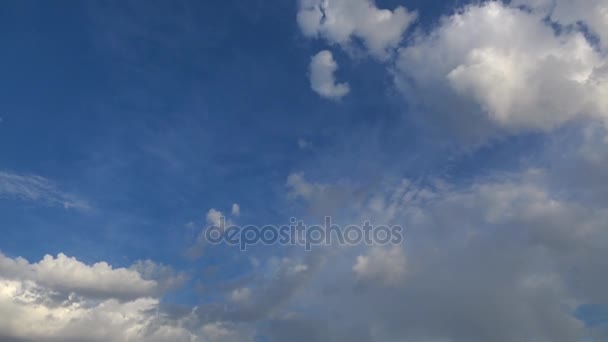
[0,282,160,341]
[309,50,350,100]
[0,252,250,342]
[0,285,201,342]
[0,253,158,300]
[0,280,249,342]
[297,0,416,58]
[395,1,608,142]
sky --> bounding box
[1,0,608,341]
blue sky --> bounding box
[1,0,608,341]
[0,0,477,263]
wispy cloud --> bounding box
[0,171,90,210]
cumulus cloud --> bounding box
[0,286,176,342]
[297,0,416,58]
[309,50,350,100]
[0,253,238,342]
[0,282,249,342]
[395,1,608,142]
[0,171,90,210]
[0,253,158,301]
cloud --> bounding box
[206,208,225,227]
[297,0,416,58]
[0,171,90,210]
[552,0,608,48]
[286,172,363,218]
[130,259,189,294]
[0,253,169,301]
[212,255,321,323]
[0,287,177,342]
[0,252,234,342]
[187,205,241,258]
[276,167,608,341]
[353,246,406,286]
[231,203,240,217]
[309,50,350,100]
[394,1,608,143]
[0,281,248,342]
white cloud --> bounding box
[206,208,224,227]
[309,50,350,100]
[395,1,608,142]
[130,259,189,293]
[0,252,162,301]
[0,252,239,342]
[0,285,180,342]
[231,203,240,217]
[0,171,90,210]
[207,204,239,228]
[297,0,416,58]
[188,205,242,258]
[0,281,248,342]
